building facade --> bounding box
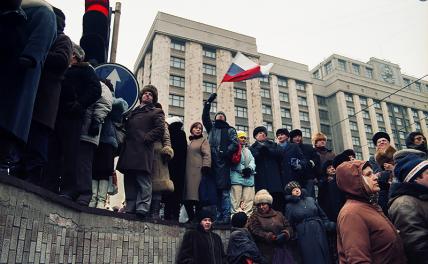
[134,12,428,160]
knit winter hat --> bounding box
[276,128,289,137]
[372,132,390,145]
[214,111,227,121]
[253,126,267,139]
[312,132,327,145]
[72,42,85,62]
[140,84,158,104]
[196,208,214,223]
[393,154,428,183]
[284,181,301,195]
[231,212,248,228]
[254,189,273,205]
[237,131,247,139]
[289,129,303,140]
[375,145,396,169]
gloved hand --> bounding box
[267,232,277,241]
[88,120,101,136]
[207,93,217,103]
[201,166,211,176]
[242,167,252,178]
[290,158,302,171]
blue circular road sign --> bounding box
[95,63,139,112]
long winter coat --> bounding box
[298,143,321,181]
[280,142,306,185]
[176,225,227,264]
[336,160,406,264]
[388,182,428,264]
[318,176,345,222]
[247,208,294,263]
[152,122,174,192]
[185,135,211,201]
[32,32,72,130]
[230,146,256,187]
[0,2,56,142]
[202,102,238,190]
[116,104,165,174]
[166,121,187,200]
[285,191,333,264]
[250,140,284,193]
[80,82,113,146]
[99,97,128,148]
[227,227,267,264]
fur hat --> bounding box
[72,42,85,62]
[166,116,182,125]
[237,131,247,139]
[393,154,428,183]
[332,149,356,169]
[196,209,214,223]
[289,129,303,140]
[253,126,268,139]
[276,128,289,137]
[312,132,327,145]
[140,84,158,104]
[284,181,301,195]
[372,132,390,145]
[214,111,227,121]
[231,212,248,228]
[254,189,273,205]
[375,145,396,169]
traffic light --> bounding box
[80,0,111,65]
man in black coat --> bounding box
[202,93,238,224]
[406,131,427,157]
[289,129,321,198]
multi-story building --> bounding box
[134,12,428,160]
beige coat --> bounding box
[185,136,211,200]
[152,122,175,192]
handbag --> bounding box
[231,143,242,165]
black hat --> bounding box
[196,209,214,223]
[289,129,302,140]
[342,149,356,158]
[372,132,390,145]
[276,128,289,137]
[321,160,334,176]
[253,126,268,139]
[140,84,158,104]
[332,150,355,169]
[215,111,227,121]
[231,212,248,228]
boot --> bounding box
[96,180,109,209]
[150,199,161,220]
[89,180,98,208]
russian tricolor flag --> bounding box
[221,52,273,83]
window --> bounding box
[360,97,367,105]
[281,108,291,118]
[298,96,307,106]
[203,64,216,75]
[345,94,353,102]
[376,113,384,122]
[171,40,185,51]
[393,106,399,113]
[347,107,355,116]
[399,131,406,140]
[263,121,273,132]
[283,123,293,131]
[296,82,305,91]
[203,48,216,59]
[260,76,269,83]
[319,110,329,120]
[350,121,358,131]
[355,152,363,160]
[325,61,333,74]
[203,81,216,93]
[236,125,248,133]
[169,94,184,108]
[352,63,360,75]
[368,141,375,149]
[299,111,309,121]
[321,124,331,135]
[373,100,381,109]
[170,57,185,69]
[260,89,270,98]
[415,82,421,92]
[396,118,402,126]
[235,106,248,118]
[352,136,361,146]
[279,92,289,102]
[403,78,411,86]
[365,68,373,79]
[317,96,327,106]
[262,105,272,115]
[379,127,387,132]
[169,75,185,88]
[338,59,347,71]
[415,122,421,130]
[412,109,418,118]
[365,124,372,133]
[313,70,320,79]
[234,88,247,99]
[362,111,370,119]
[210,102,217,113]
[277,77,288,87]
[302,127,311,138]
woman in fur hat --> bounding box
[247,189,294,263]
[284,181,334,264]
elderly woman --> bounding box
[176,209,227,264]
[247,189,294,263]
[284,181,334,264]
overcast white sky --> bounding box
[48,0,428,80]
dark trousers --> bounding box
[74,141,96,205]
[163,190,182,221]
[0,128,24,175]
[183,200,200,222]
[44,117,82,193]
[124,171,152,214]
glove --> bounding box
[259,145,269,155]
[201,166,211,176]
[242,167,252,178]
[267,233,277,241]
[290,158,302,171]
[88,120,101,136]
[275,233,288,244]
[207,93,217,103]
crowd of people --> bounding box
[1,1,428,263]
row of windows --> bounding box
[171,40,216,60]
[349,122,373,133]
[337,59,373,79]
[346,107,369,119]
[170,57,185,69]
[402,78,428,92]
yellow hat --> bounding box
[237,131,247,139]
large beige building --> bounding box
[134,12,428,160]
